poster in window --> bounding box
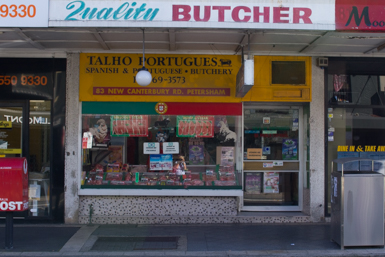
[264,172,279,193]
[189,145,204,165]
[149,154,172,171]
[177,116,214,138]
[220,147,234,166]
[282,139,297,160]
[110,115,148,137]
[83,115,111,147]
[245,172,261,193]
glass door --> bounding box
[242,106,303,211]
[0,106,24,157]
[0,102,28,218]
[0,101,52,218]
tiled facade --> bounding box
[78,196,311,224]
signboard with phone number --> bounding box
[0,0,48,27]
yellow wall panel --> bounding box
[243,56,312,102]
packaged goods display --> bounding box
[82,113,241,191]
[82,164,240,188]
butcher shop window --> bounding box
[80,114,241,189]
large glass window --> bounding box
[328,75,385,106]
[326,107,385,213]
[81,113,241,189]
[327,65,385,215]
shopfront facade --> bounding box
[61,52,324,224]
[3,0,385,224]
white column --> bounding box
[309,57,325,222]
[64,53,80,224]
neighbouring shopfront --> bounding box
[326,57,385,216]
[65,53,314,224]
[0,58,66,222]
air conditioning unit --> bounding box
[317,57,328,67]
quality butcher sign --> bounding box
[49,0,335,30]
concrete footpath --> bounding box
[0,223,385,257]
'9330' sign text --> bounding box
[0,75,48,86]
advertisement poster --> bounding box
[282,139,298,160]
[108,146,123,163]
[111,115,148,137]
[264,172,279,193]
[245,173,261,193]
[82,132,93,149]
[220,147,234,166]
[177,115,214,138]
[149,154,173,171]
[189,145,204,165]
[83,115,111,147]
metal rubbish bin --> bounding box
[331,157,384,249]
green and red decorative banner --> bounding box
[111,115,149,137]
[177,116,214,138]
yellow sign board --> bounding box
[247,148,263,159]
[0,149,21,154]
[79,53,242,103]
[0,121,12,128]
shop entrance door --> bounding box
[0,101,29,218]
[242,106,303,211]
[0,103,28,158]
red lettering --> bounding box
[253,7,269,23]
[212,6,231,22]
[194,6,210,21]
[232,6,251,22]
[172,5,191,21]
[293,8,312,24]
[273,7,289,23]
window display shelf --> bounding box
[81,164,241,190]
[78,188,243,197]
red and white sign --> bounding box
[49,0,335,30]
[336,0,385,31]
[0,158,29,212]
[0,0,49,27]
